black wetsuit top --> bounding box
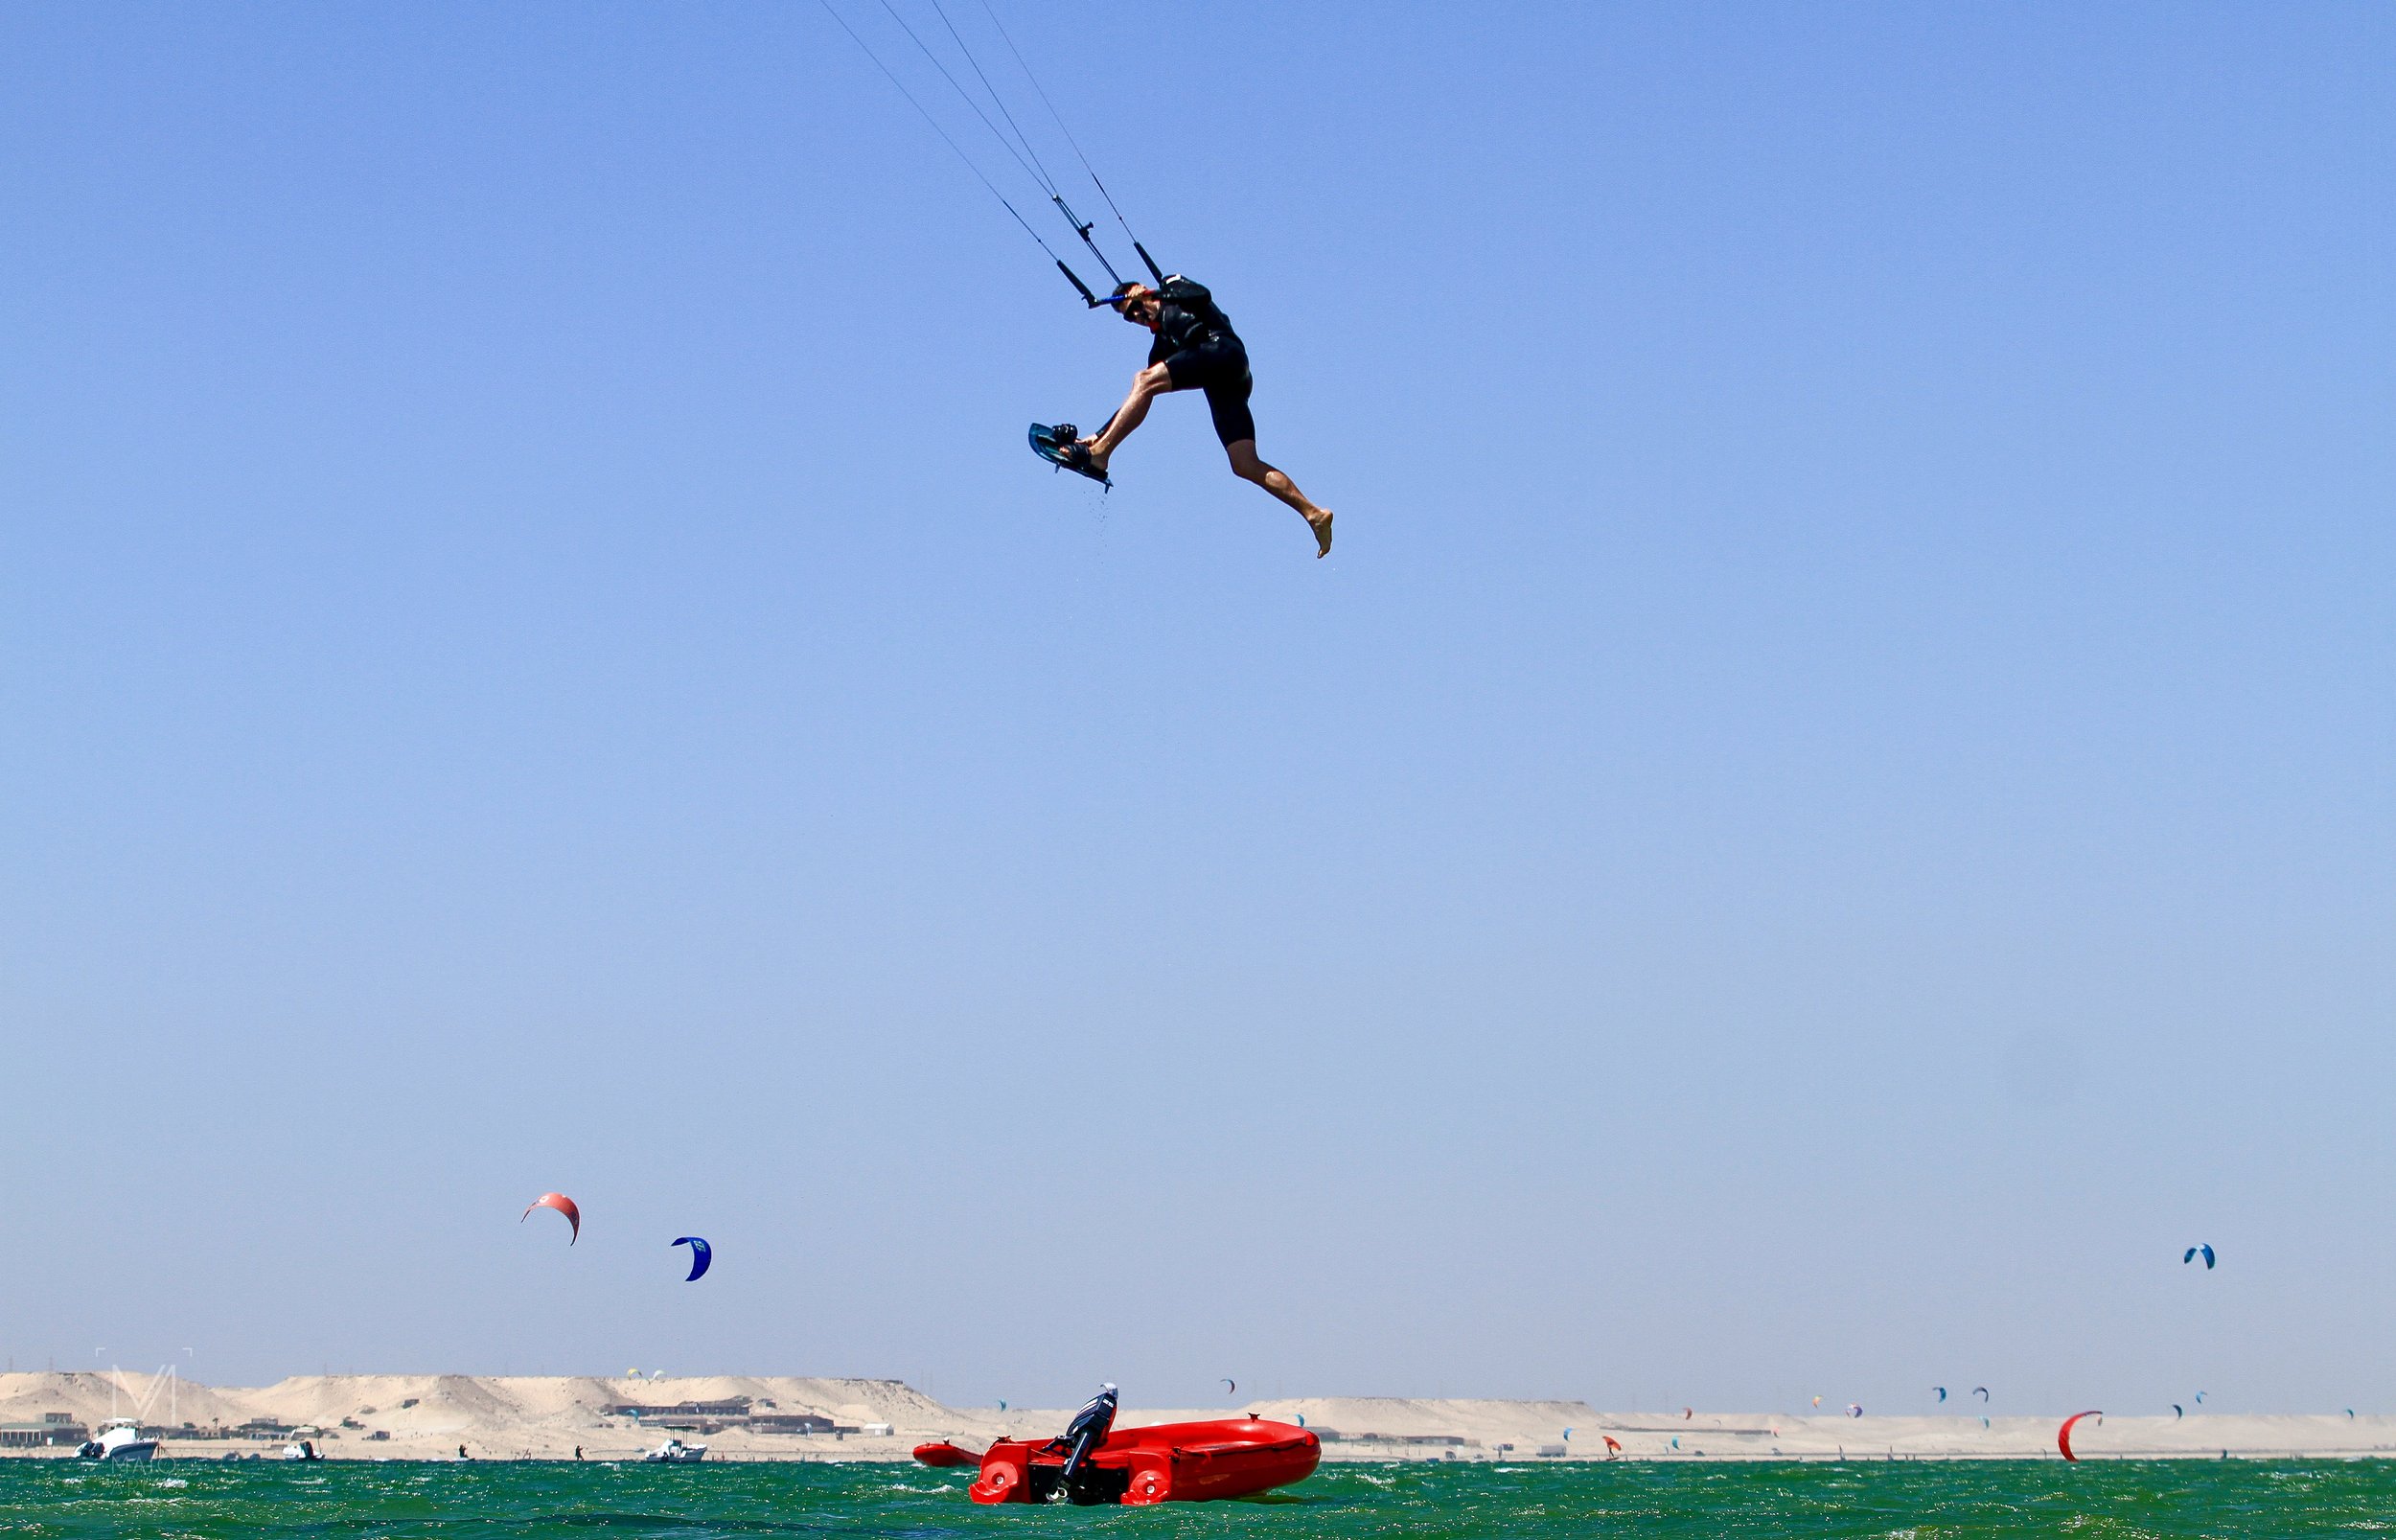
[1145,277,1237,358]
[1144,277,1256,446]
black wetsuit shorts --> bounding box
[1161,335,1256,447]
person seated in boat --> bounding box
[1073,279,1334,559]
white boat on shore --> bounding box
[79,1418,160,1461]
[641,1437,707,1464]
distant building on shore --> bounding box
[602,1398,849,1437]
[0,1414,87,1449]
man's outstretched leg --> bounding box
[1080,364,1172,472]
[1228,440,1334,559]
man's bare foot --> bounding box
[1077,438,1111,473]
[1306,508,1333,559]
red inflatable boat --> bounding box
[914,1387,1318,1506]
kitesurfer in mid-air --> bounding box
[1074,277,1334,558]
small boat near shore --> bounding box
[78,1419,160,1462]
[641,1437,707,1464]
[914,1387,1318,1506]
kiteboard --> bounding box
[1029,423,1110,488]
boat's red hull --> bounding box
[918,1417,1319,1506]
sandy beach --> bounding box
[2,1373,2387,1464]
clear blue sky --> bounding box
[3,1,2389,1415]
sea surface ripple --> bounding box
[0,1457,2383,1538]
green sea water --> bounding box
[2,1458,2383,1538]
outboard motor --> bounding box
[1031,1384,1121,1504]
[1058,1384,1117,1482]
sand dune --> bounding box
[2,1373,2388,1462]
